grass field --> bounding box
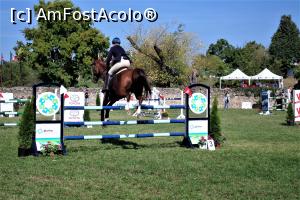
[0,109,299,199]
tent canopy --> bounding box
[220,69,250,89]
[219,68,284,89]
[251,68,283,80]
[220,69,250,80]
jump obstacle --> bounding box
[144,89,185,119]
[260,90,291,115]
[0,96,29,126]
[111,88,185,119]
[32,83,211,154]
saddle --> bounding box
[112,66,131,77]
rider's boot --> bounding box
[102,74,112,92]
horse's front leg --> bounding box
[132,95,143,117]
[101,93,109,122]
[125,93,131,115]
[105,99,117,121]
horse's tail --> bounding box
[132,68,152,98]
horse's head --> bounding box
[91,57,107,83]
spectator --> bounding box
[189,69,198,85]
[293,80,300,90]
[85,89,89,106]
[224,92,230,109]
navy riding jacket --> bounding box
[106,45,130,68]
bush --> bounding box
[210,96,225,144]
[286,102,295,126]
[161,111,169,118]
[40,142,62,156]
[96,92,100,106]
[234,87,278,98]
[18,97,34,149]
[84,110,91,121]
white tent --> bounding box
[251,68,283,88]
[220,69,250,89]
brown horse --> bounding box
[92,58,152,121]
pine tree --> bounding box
[269,15,300,75]
[96,92,100,106]
[18,97,35,149]
[84,110,91,121]
[286,102,295,126]
[210,96,223,144]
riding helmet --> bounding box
[112,37,121,45]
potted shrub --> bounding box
[161,111,169,119]
[286,102,295,126]
[18,97,34,157]
[210,96,225,147]
[96,92,100,106]
[84,109,91,121]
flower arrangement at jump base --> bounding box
[198,136,207,149]
[198,135,223,150]
[40,142,62,157]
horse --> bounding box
[91,57,152,122]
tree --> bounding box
[127,24,202,87]
[232,42,270,75]
[192,54,230,79]
[286,102,294,126]
[96,92,100,106]
[207,39,235,63]
[293,66,300,79]
[269,15,300,75]
[210,96,224,145]
[15,0,109,86]
[84,110,91,121]
[18,97,35,156]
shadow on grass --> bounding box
[280,122,297,126]
[100,139,185,150]
[101,139,139,149]
[65,138,186,153]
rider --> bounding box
[102,37,131,92]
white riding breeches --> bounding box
[108,57,130,75]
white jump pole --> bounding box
[52,88,58,121]
[100,91,104,106]
[177,90,185,119]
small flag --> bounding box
[12,56,18,62]
[184,87,192,97]
[60,85,67,94]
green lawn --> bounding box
[0,109,299,199]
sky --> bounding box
[0,0,299,60]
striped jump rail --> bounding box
[147,97,182,101]
[0,123,18,126]
[64,119,185,126]
[64,132,185,140]
[64,104,186,110]
[0,111,22,115]
[0,99,29,103]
